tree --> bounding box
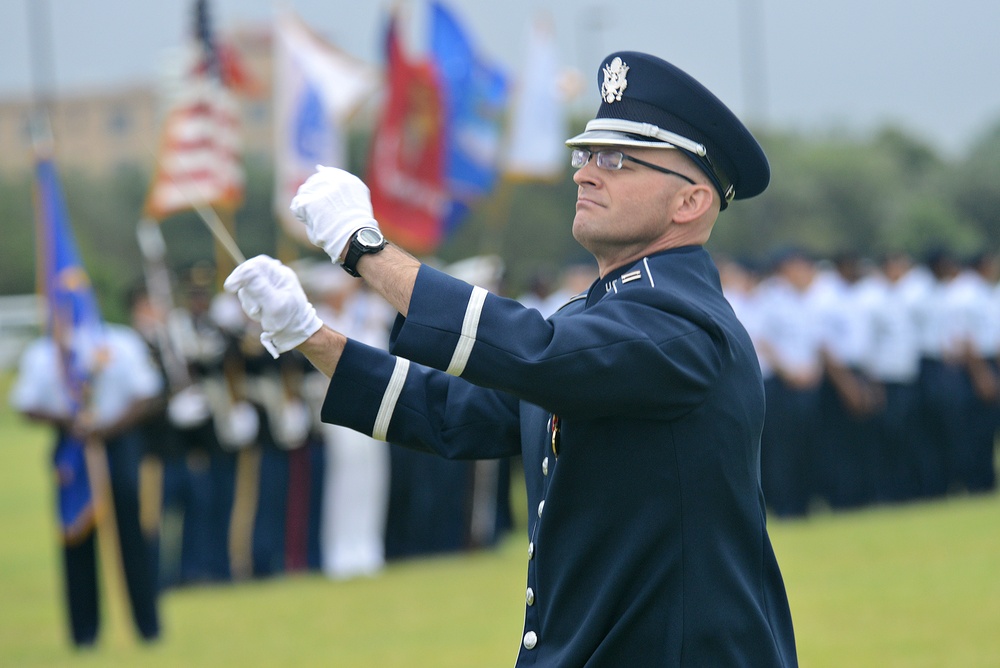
[2,117,998,310]
[946,120,1000,248]
[0,173,37,295]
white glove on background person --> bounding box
[224,255,323,358]
[167,384,211,429]
[289,165,381,264]
[215,400,260,451]
[273,398,311,450]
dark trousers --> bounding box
[917,359,966,497]
[205,448,237,580]
[953,367,998,494]
[875,381,922,503]
[252,439,289,577]
[62,532,100,646]
[816,374,879,510]
[172,421,232,584]
[282,435,326,572]
[385,445,472,558]
[761,377,820,518]
[61,430,160,646]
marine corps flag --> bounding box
[143,0,246,221]
[366,17,448,255]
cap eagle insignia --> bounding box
[601,57,629,103]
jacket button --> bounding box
[527,542,535,559]
[542,457,549,476]
[523,631,538,649]
[526,587,535,605]
[537,500,545,517]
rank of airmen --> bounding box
[139,243,1000,595]
[17,246,999,593]
[720,247,1000,516]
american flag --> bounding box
[144,0,244,220]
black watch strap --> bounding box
[342,227,386,277]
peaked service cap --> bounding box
[566,51,769,208]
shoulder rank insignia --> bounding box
[621,270,643,284]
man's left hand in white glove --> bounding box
[224,255,323,359]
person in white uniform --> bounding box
[858,252,925,502]
[810,253,881,509]
[306,264,393,579]
[754,249,824,517]
[946,252,1000,492]
[914,249,979,498]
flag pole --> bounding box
[209,201,262,580]
[27,0,54,307]
[202,204,246,266]
[136,218,193,391]
[82,435,133,648]
[141,140,247,266]
[27,0,133,647]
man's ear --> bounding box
[672,184,716,224]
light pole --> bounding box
[738,0,769,127]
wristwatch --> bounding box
[342,227,387,277]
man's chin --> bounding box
[571,224,600,256]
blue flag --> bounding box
[430,2,509,235]
[35,154,105,543]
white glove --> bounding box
[223,255,323,358]
[289,165,380,263]
[167,385,211,429]
[273,398,311,450]
[215,400,260,451]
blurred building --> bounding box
[0,26,274,178]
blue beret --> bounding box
[566,52,770,208]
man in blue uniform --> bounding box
[226,52,797,666]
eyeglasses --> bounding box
[570,149,697,185]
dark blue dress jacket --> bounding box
[322,246,797,667]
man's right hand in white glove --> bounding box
[224,255,323,359]
[289,166,380,264]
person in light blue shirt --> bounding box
[11,323,163,646]
[754,249,824,518]
[858,252,925,502]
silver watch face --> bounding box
[357,227,384,248]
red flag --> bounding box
[217,42,263,97]
[144,0,245,220]
[366,18,448,255]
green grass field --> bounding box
[2,371,999,667]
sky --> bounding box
[1,0,998,158]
